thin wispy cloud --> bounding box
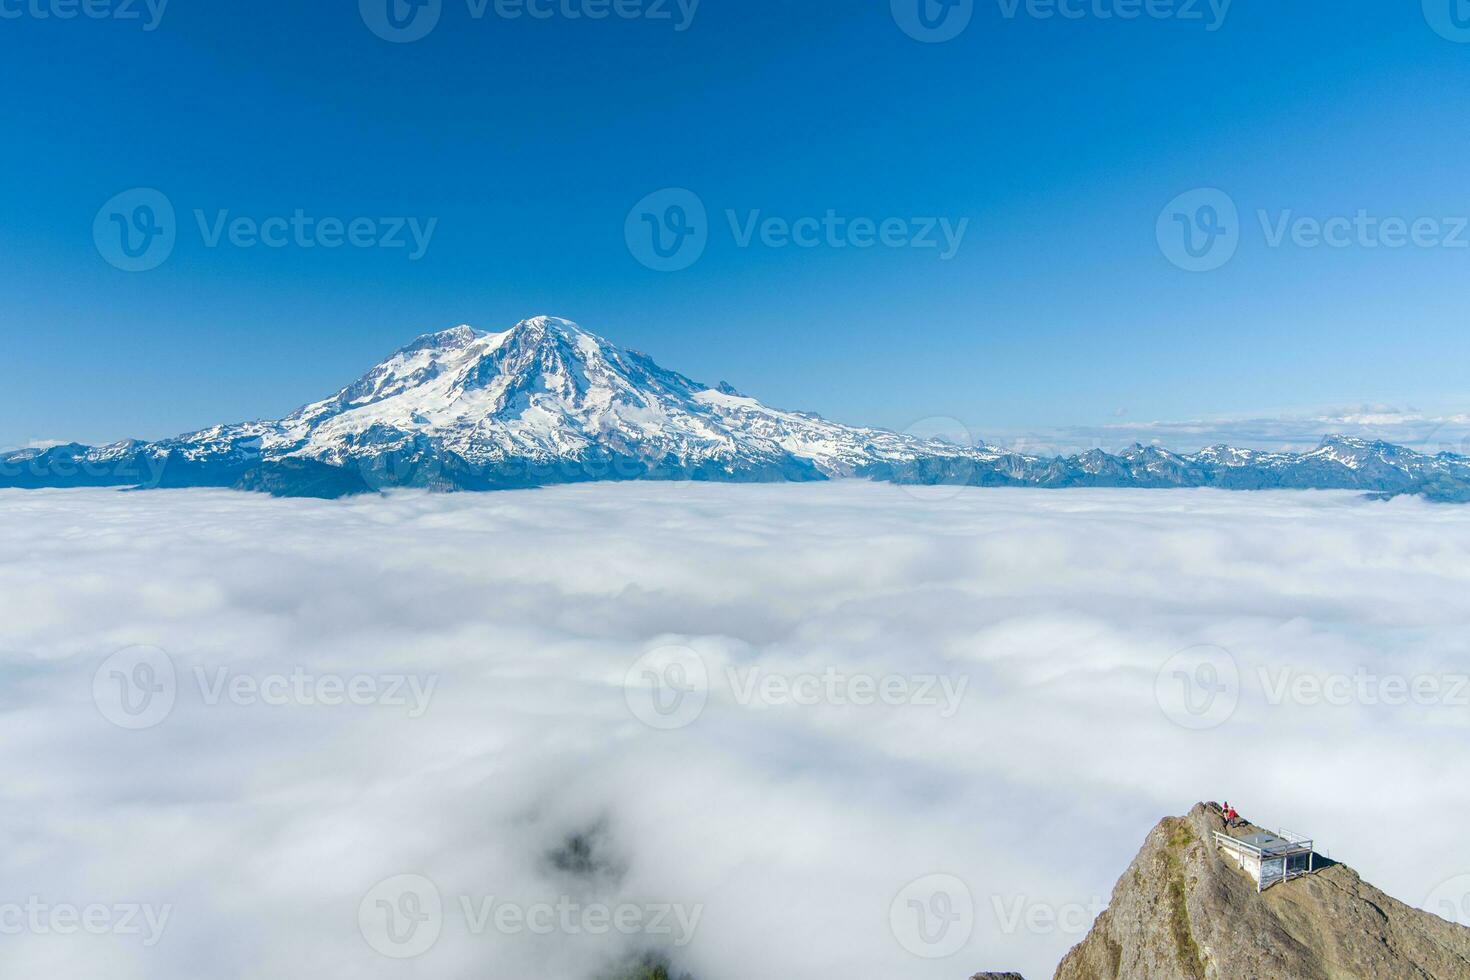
[991,408,1470,456]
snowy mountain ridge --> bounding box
[4,316,1469,500]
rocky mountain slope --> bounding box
[5,317,1470,500]
[1030,803,1470,980]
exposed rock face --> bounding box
[7,318,1470,500]
[1052,803,1470,980]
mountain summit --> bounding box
[1048,803,1470,979]
[4,317,1470,499]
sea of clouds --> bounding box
[1,482,1468,979]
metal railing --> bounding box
[1213,829,1314,858]
[1214,830,1317,892]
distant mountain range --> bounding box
[4,316,1468,501]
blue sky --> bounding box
[4,0,1470,451]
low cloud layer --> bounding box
[1,483,1468,979]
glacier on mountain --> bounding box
[4,316,1469,501]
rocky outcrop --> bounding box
[1051,803,1470,980]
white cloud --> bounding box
[990,408,1470,456]
[0,483,1467,979]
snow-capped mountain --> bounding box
[4,316,1469,500]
